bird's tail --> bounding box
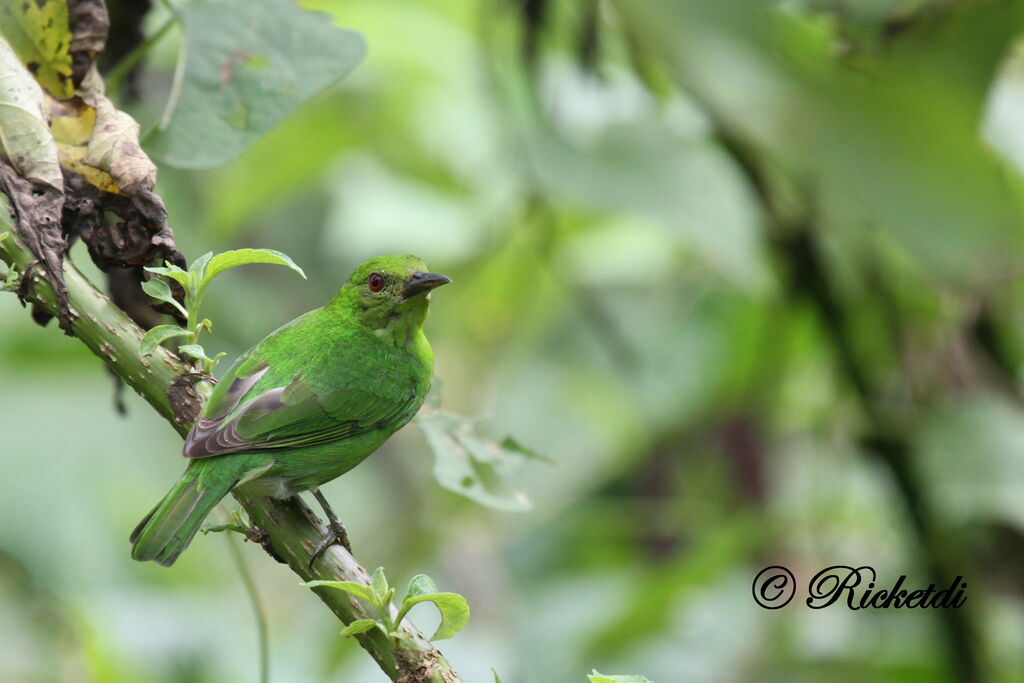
[130,459,246,566]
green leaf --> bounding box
[139,324,191,356]
[492,669,503,683]
[370,567,390,604]
[302,580,375,605]
[338,619,379,638]
[403,574,438,601]
[178,344,212,362]
[0,0,74,98]
[141,277,188,318]
[146,0,366,169]
[588,673,654,683]
[396,591,470,641]
[203,248,305,285]
[188,251,214,287]
[415,411,540,511]
[144,263,190,289]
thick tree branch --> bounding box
[0,211,462,683]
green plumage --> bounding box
[131,255,450,566]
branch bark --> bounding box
[0,209,462,683]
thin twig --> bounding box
[223,516,270,683]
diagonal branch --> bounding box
[0,207,462,683]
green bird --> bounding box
[131,254,450,566]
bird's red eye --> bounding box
[368,273,385,292]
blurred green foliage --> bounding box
[4,0,1024,681]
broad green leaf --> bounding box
[369,566,392,606]
[395,591,469,641]
[146,0,366,168]
[141,278,188,318]
[201,248,305,288]
[0,38,61,191]
[0,0,73,98]
[588,672,654,683]
[416,411,540,511]
[338,619,379,638]
[403,574,438,602]
[139,325,191,356]
[302,580,375,605]
[144,263,190,289]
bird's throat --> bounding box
[374,300,430,354]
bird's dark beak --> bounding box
[400,272,452,299]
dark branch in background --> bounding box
[0,226,463,683]
[98,0,152,98]
[709,119,985,682]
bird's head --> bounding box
[337,254,451,334]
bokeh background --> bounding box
[4,0,1024,680]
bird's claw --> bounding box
[308,521,352,569]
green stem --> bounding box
[224,523,270,683]
[105,16,177,97]
[0,211,462,683]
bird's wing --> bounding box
[183,327,420,460]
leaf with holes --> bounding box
[416,410,544,511]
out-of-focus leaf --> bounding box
[416,410,540,511]
[0,0,73,98]
[0,38,61,191]
[338,619,379,638]
[531,120,768,291]
[918,393,1024,532]
[588,671,654,683]
[625,0,1024,287]
[146,0,366,169]
[139,324,190,356]
[500,436,555,464]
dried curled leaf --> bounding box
[0,0,185,332]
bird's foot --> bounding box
[308,488,353,568]
[308,518,352,569]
